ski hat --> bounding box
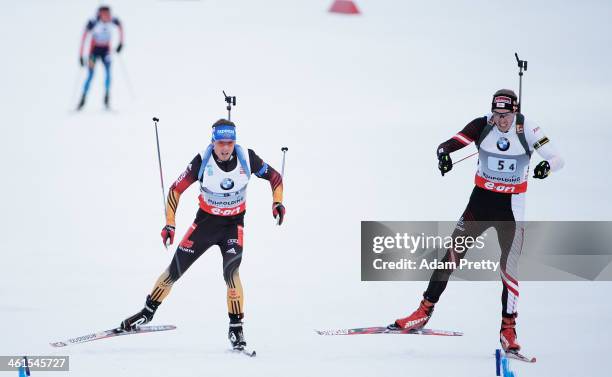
[491,89,518,112]
[98,5,111,14]
[97,5,111,19]
[211,119,236,142]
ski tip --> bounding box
[505,350,537,363]
[230,348,256,357]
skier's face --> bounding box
[214,141,235,161]
[99,10,111,22]
[492,110,515,132]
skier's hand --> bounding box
[161,225,175,247]
[79,56,85,67]
[273,202,286,226]
[533,160,550,179]
[116,43,123,53]
[438,153,453,176]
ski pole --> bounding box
[152,117,167,222]
[453,151,478,166]
[275,147,288,226]
[72,66,85,106]
[280,147,288,178]
[117,54,136,100]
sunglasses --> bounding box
[492,112,515,119]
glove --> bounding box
[533,160,550,179]
[272,202,286,226]
[438,153,453,176]
[116,43,123,53]
[79,56,85,67]
[160,225,175,247]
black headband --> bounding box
[491,95,517,112]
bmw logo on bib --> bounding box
[220,178,235,190]
[497,137,510,151]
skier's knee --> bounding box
[223,265,240,286]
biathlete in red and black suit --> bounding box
[120,119,285,351]
[390,89,564,352]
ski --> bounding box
[231,348,257,357]
[505,350,536,363]
[316,326,463,336]
[50,325,176,347]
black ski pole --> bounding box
[280,147,289,178]
[275,147,288,226]
[152,117,167,223]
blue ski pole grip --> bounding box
[495,349,502,376]
[501,357,511,377]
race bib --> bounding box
[487,157,517,173]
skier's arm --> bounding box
[248,149,283,203]
[436,116,488,175]
[165,154,201,227]
[526,124,564,176]
[436,116,488,156]
[79,20,94,59]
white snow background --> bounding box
[1,0,611,376]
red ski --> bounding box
[316,326,463,336]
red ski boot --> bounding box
[390,299,435,330]
[500,314,521,352]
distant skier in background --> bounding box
[119,119,286,352]
[389,89,564,353]
[77,5,124,110]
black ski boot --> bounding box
[119,295,161,332]
[104,92,110,109]
[228,322,247,350]
[77,94,86,111]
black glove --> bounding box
[273,202,286,226]
[116,43,123,53]
[79,56,85,67]
[533,161,550,179]
[438,153,453,176]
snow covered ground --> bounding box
[1,0,611,376]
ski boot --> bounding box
[500,314,521,352]
[119,295,161,332]
[389,298,435,330]
[228,322,247,350]
[104,93,110,109]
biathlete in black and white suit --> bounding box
[390,89,564,352]
[119,119,285,351]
